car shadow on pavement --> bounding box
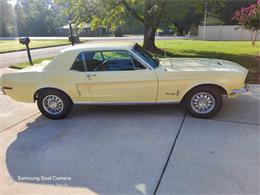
[5,104,184,194]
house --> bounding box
[55,23,108,37]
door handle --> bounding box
[87,74,96,80]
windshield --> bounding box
[132,44,159,69]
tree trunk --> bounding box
[121,0,166,52]
[143,23,157,51]
[252,30,256,46]
[174,23,184,36]
[177,30,184,36]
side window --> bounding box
[70,54,85,72]
[85,52,104,71]
[100,51,135,71]
[103,51,130,60]
[72,51,137,72]
[93,52,103,61]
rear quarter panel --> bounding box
[2,72,41,102]
[1,50,91,103]
[2,70,90,103]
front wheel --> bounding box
[37,89,73,120]
[185,87,223,118]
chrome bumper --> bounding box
[231,84,249,95]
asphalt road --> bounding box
[0,36,189,69]
[0,77,259,194]
[0,45,69,69]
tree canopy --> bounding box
[57,0,252,50]
[0,0,14,36]
[0,0,66,36]
[0,0,257,50]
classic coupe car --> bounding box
[0,43,248,119]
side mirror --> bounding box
[19,37,30,45]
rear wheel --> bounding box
[37,89,73,119]
[185,86,223,118]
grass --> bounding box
[9,40,260,83]
[10,57,53,69]
[0,40,70,53]
[155,40,260,83]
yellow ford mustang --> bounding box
[0,42,248,119]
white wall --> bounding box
[198,25,260,41]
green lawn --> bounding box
[10,57,53,69]
[9,40,260,83]
[156,40,260,83]
[0,39,70,53]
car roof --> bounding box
[60,42,137,53]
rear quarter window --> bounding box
[70,54,85,72]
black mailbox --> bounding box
[19,37,30,45]
[19,37,33,65]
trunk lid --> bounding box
[18,60,51,73]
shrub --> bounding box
[232,0,260,46]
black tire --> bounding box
[37,89,73,120]
[185,86,223,119]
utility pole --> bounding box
[202,2,208,40]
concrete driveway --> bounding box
[0,85,259,195]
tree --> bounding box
[172,8,202,36]
[0,0,14,36]
[209,0,256,25]
[15,0,67,36]
[162,0,257,36]
[232,0,260,46]
[164,0,257,36]
[57,0,168,51]
[161,1,205,36]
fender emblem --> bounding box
[166,90,180,96]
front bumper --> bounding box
[230,84,249,96]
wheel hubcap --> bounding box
[191,92,215,114]
[43,95,64,115]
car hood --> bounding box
[159,58,248,74]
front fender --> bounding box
[180,81,229,101]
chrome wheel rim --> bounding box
[42,95,64,115]
[191,92,215,114]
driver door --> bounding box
[83,50,158,102]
